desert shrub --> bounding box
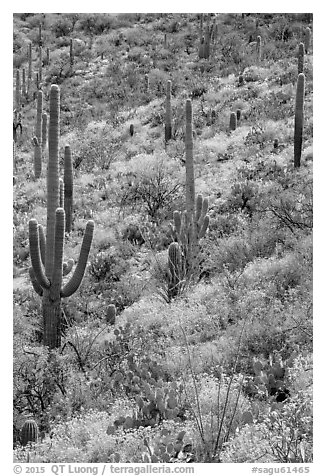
[77,14,115,36]
[71,126,122,172]
[13,346,71,435]
[50,16,73,37]
[118,154,184,222]
[89,243,135,283]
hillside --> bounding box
[13,13,313,464]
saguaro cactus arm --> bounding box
[52,208,65,292]
[29,267,44,296]
[29,219,50,289]
[61,220,95,298]
[38,224,46,266]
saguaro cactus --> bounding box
[70,38,74,67]
[38,22,42,47]
[39,46,43,83]
[29,85,94,348]
[199,13,203,38]
[27,42,32,97]
[298,42,304,74]
[144,74,149,92]
[21,419,39,446]
[165,80,172,142]
[172,194,209,280]
[167,242,184,299]
[304,27,311,54]
[36,90,43,144]
[22,68,27,99]
[32,136,42,179]
[198,36,205,59]
[294,73,305,168]
[169,100,209,290]
[41,112,48,150]
[185,99,195,216]
[204,24,211,59]
[15,69,21,111]
[230,112,237,131]
[64,145,73,233]
[257,35,262,61]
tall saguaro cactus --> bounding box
[304,27,311,54]
[29,85,94,348]
[22,68,27,100]
[32,136,42,179]
[28,42,32,96]
[185,99,195,216]
[15,69,21,111]
[42,112,48,150]
[257,35,262,62]
[298,42,304,74]
[70,38,74,67]
[230,112,237,131]
[39,46,43,83]
[294,73,305,168]
[165,80,172,142]
[64,145,74,233]
[169,99,209,291]
[36,90,43,144]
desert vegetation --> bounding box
[13,12,313,463]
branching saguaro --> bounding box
[167,99,209,298]
[29,85,94,348]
